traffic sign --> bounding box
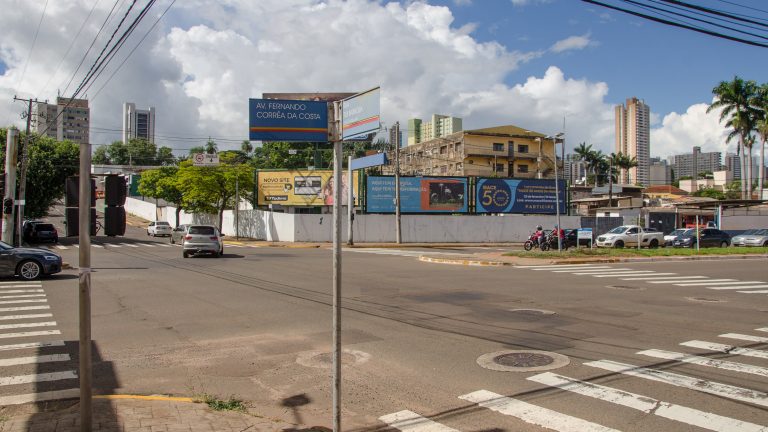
[342,87,380,140]
[193,153,219,166]
[249,98,328,142]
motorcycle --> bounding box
[523,232,542,251]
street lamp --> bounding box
[536,133,564,252]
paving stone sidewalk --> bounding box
[0,397,329,432]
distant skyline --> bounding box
[0,0,766,161]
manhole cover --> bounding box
[494,352,554,367]
[606,285,645,291]
[509,308,556,315]
[477,350,569,372]
[296,349,371,369]
[686,297,726,303]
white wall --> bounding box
[125,198,159,221]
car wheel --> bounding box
[219,247,224,257]
[183,251,189,258]
[649,239,659,249]
[720,241,728,248]
[763,241,768,247]
[614,240,624,248]
[17,260,42,281]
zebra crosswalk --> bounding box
[380,326,768,431]
[0,281,78,405]
[517,264,768,296]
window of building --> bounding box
[518,144,529,153]
[440,145,447,154]
[455,143,462,153]
[518,164,529,173]
[440,165,447,174]
[493,143,503,152]
[495,164,504,172]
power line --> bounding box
[14,0,49,94]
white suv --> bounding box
[147,221,172,237]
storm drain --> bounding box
[686,297,727,303]
[477,350,569,372]
[296,349,371,369]
[509,308,556,316]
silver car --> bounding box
[182,225,224,258]
[170,224,190,244]
[731,229,768,247]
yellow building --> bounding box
[387,125,559,179]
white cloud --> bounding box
[651,101,730,158]
[550,34,594,53]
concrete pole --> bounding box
[3,128,19,244]
[394,122,402,244]
[78,141,92,432]
[17,99,33,246]
[554,136,561,252]
[347,155,353,246]
[331,101,343,432]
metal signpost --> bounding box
[577,228,593,249]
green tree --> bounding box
[708,76,760,199]
[188,146,205,155]
[753,83,768,196]
[176,154,254,229]
[692,187,725,200]
[137,166,184,226]
[155,146,176,166]
[93,146,110,164]
[204,139,218,155]
[0,129,79,218]
[241,140,253,154]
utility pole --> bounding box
[13,96,35,246]
[553,134,562,253]
[392,122,402,244]
[235,177,239,240]
[608,156,613,208]
[3,128,19,244]
[347,155,353,246]
[78,134,93,432]
[330,101,343,432]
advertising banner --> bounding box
[342,87,380,140]
[257,170,358,206]
[475,178,566,214]
[249,98,328,142]
[366,176,468,213]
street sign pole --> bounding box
[331,101,343,432]
[78,139,92,432]
[3,128,18,244]
[347,156,353,246]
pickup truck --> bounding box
[595,225,665,248]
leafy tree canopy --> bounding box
[92,138,174,166]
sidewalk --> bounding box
[0,395,327,432]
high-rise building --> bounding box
[122,103,155,144]
[32,97,90,146]
[649,157,672,186]
[407,114,462,146]
[672,146,721,179]
[564,154,587,184]
[615,97,650,186]
[724,152,741,179]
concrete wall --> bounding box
[125,198,159,221]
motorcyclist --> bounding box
[550,224,565,248]
[535,225,545,246]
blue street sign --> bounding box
[342,88,380,140]
[350,153,387,170]
[249,98,328,142]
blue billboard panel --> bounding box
[350,153,387,170]
[249,98,328,142]
[342,88,380,140]
[475,178,566,214]
[366,176,468,213]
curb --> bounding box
[419,255,509,266]
[94,394,195,403]
[508,253,768,266]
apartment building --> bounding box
[615,97,650,185]
[407,114,462,146]
[564,154,587,184]
[122,102,156,144]
[672,146,721,178]
[649,157,672,186]
[32,97,90,146]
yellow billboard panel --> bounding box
[257,170,358,206]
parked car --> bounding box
[672,228,731,248]
[147,221,172,237]
[22,220,44,242]
[182,225,224,258]
[26,223,58,244]
[664,228,693,246]
[730,229,768,247]
[596,225,665,248]
[0,241,62,280]
[170,224,190,244]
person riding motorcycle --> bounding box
[535,225,545,247]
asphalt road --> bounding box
[1,218,767,431]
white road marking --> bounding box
[680,280,765,287]
[0,289,44,294]
[379,410,460,432]
[757,328,768,333]
[0,299,47,305]
[518,264,596,269]
[0,330,61,339]
[607,273,677,278]
[671,279,738,286]
[621,276,707,281]
[156,243,171,247]
[648,278,718,284]
[0,285,42,289]
[638,349,768,378]
[720,333,768,343]
[556,268,634,274]
[0,282,42,286]
[459,390,620,432]
[0,340,64,351]
[585,359,768,407]
[0,294,46,299]
[139,243,155,247]
[104,244,121,248]
[590,272,662,278]
[0,321,56,331]
[0,305,49,312]
[527,372,766,432]
[0,370,77,386]
[550,266,614,272]
[54,245,68,250]
[0,354,70,367]
[738,290,768,293]
[92,244,104,248]
[708,284,768,290]
[119,243,139,248]
[0,313,52,321]
[680,340,768,360]
[0,388,79,406]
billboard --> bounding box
[342,87,380,140]
[475,178,566,214]
[366,176,468,213]
[249,98,328,142]
[257,170,358,206]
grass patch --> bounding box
[195,393,247,412]
[504,246,768,258]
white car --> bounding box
[664,228,693,246]
[596,225,665,248]
[147,221,172,237]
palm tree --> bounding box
[614,152,637,184]
[588,150,605,186]
[204,139,218,155]
[752,83,768,198]
[241,140,253,154]
[574,142,593,184]
[708,76,760,199]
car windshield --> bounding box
[680,230,697,238]
[156,222,170,226]
[188,226,215,235]
[35,224,55,231]
[608,226,628,234]
[669,229,687,236]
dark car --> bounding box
[672,228,731,248]
[0,241,62,280]
[25,223,58,244]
